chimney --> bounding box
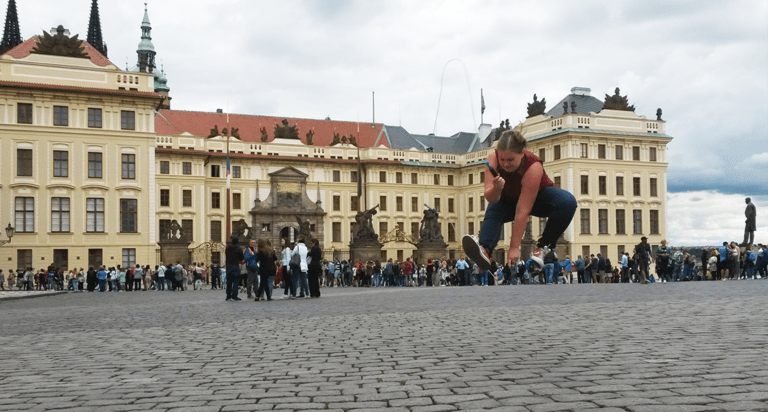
[216,109,223,113]
[478,123,492,143]
[570,87,591,96]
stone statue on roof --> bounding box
[349,135,357,147]
[656,108,663,121]
[260,127,268,142]
[208,125,220,138]
[563,101,568,115]
[331,132,341,146]
[32,25,87,58]
[231,127,240,139]
[306,129,314,145]
[274,119,299,139]
[526,94,546,118]
[603,87,635,111]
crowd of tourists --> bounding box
[1,237,765,293]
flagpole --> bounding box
[225,109,231,243]
[357,120,362,211]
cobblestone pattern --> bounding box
[1,283,767,411]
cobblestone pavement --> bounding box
[1,282,767,411]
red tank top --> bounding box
[495,149,554,202]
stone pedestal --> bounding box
[349,242,383,263]
[415,242,448,266]
[158,242,191,266]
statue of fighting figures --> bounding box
[231,219,253,241]
[296,215,312,240]
[159,219,187,243]
[419,204,445,244]
[352,204,379,243]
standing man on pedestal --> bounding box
[742,197,756,247]
[225,236,244,301]
[635,236,653,284]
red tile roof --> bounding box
[155,147,400,165]
[0,80,160,98]
[2,35,115,67]
[156,110,389,148]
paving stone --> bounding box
[3,282,768,412]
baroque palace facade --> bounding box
[0,2,672,270]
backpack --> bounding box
[674,251,684,266]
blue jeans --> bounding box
[479,186,577,251]
[72,279,78,292]
[299,271,309,296]
[48,277,56,290]
[291,265,301,296]
[673,265,683,282]
[544,263,555,284]
[98,279,106,292]
[478,272,487,285]
[226,265,241,299]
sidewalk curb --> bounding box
[0,291,68,302]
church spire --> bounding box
[87,0,107,57]
[0,0,21,54]
[136,2,155,73]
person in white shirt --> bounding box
[157,263,166,291]
[292,238,309,298]
[280,238,295,299]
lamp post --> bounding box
[0,223,14,246]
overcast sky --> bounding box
[13,0,768,245]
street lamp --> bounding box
[1,223,14,246]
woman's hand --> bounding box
[492,175,505,192]
[507,246,520,266]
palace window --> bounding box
[598,209,608,234]
[88,108,102,128]
[396,172,403,184]
[160,189,170,207]
[120,199,137,233]
[616,176,624,196]
[122,154,136,179]
[88,152,103,178]
[53,151,68,177]
[233,193,241,210]
[650,178,658,197]
[650,210,659,235]
[183,190,192,208]
[53,106,68,126]
[182,162,192,175]
[598,144,606,159]
[581,175,589,195]
[650,147,657,162]
[633,210,643,235]
[211,192,221,209]
[580,209,590,234]
[332,170,340,182]
[51,197,70,233]
[379,171,386,183]
[633,146,640,161]
[599,176,607,196]
[411,173,417,184]
[580,143,588,158]
[616,209,625,234]
[121,110,135,130]
[333,195,340,211]
[15,197,34,233]
[211,165,220,177]
[396,196,403,212]
[554,145,561,160]
[633,177,641,196]
[17,103,32,124]
[232,166,241,178]
[616,145,623,160]
[160,161,169,174]
[379,195,386,211]
[86,198,105,233]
